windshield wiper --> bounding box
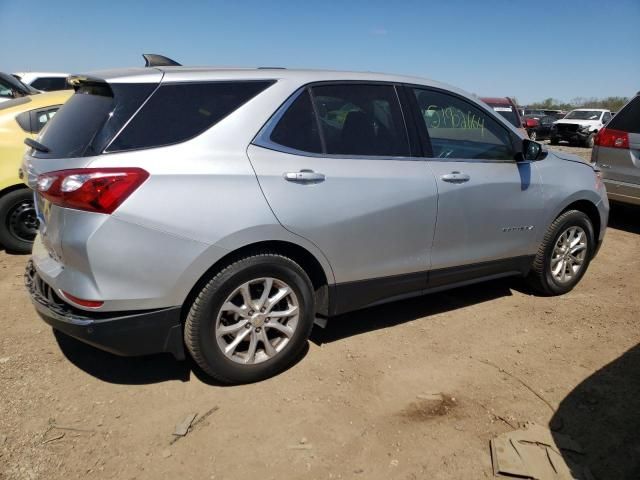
[24,138,50,153]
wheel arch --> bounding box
[558,199,602,241]
[0,183,29,198]
[181,240,332,322]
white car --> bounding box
[551,109,612,147]
[12,72,71,92]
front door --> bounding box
[408,87,543,280]
[248,83,438,312]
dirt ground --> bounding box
[1,147,638,480]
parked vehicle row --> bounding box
[20,62,608,383]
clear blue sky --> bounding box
[1,0,638,104]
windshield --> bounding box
[565,110,602,120]
[0,72,38,96]
[487,104,520,128]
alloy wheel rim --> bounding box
[7,200,38,242]
[215,277,299,364]
[550,226,587,284]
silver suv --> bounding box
[592,93,640,205]
[22,67,608,383]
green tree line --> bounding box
[526,96,629,112]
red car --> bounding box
[480,97,529,136]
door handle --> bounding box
[284,170,326,183]
[441,171,470,183]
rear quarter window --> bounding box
[107,81,274,152]
[607,96,640,134]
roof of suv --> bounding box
[79,66,462,94]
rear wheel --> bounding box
[184,254,315,384]
[550,137,559,145]
[0,189,38,254]
[527,210,594,295]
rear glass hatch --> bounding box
[31,79,157,159]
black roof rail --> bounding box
[142,54,181,67]
[257,67,286,70]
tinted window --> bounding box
[34,83,155,158]
[31,77,69,91]
[15,107,60,133]
[270,89,322,153]
[34,108,59,133]
[413,89,515,160]
[109,81,273,152]
[310,84,410,156]
[0,72,33,96]
[608,96,640,134]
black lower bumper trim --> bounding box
[25,262,185,360]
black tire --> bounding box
[184,254,315,384]
[0,189,38,254]
[527,210,595,296]
[584,133,595,148]
[550,137,559,145]
[529,130,537,141]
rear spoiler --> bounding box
[142,54,181,67]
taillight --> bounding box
[36,168,149,214]
[594,128,629,149]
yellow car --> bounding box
[0,90,72,253]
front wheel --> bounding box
[528,130,537,141]
[550,137,559,145]
[584,133,595,148]
[0,189,38,254]
[527,210,595,295]
[184,254,315,384]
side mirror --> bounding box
[522,139,543,161]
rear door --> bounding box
[595,95,640,186]
[407,86,543,281]
[248,83,438,312]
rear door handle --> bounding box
[284,170,326,183]
[441,171,470,183]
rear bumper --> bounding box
[25,261,185,359]
[603,179,640,206]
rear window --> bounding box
[107,81,274,152]
[487,103,520,128]
[33,83,155,158]
[607,96,640,134]
[31,77,69,91]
